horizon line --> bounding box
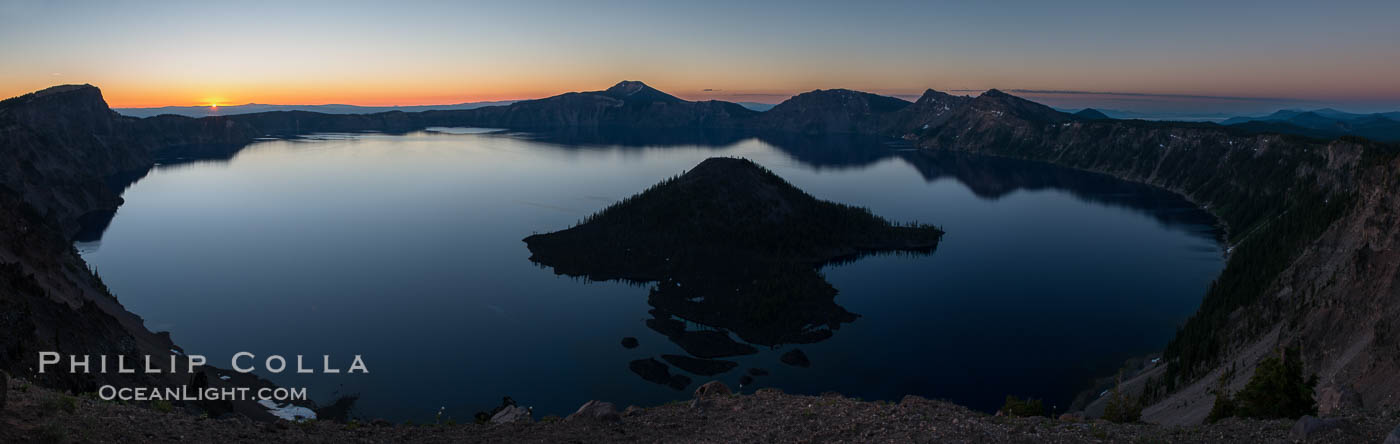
[19,82,1396,113]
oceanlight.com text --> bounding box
[97,385,309,402]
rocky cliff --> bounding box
[0,86,186,391]
[899,87,1399,423]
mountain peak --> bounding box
[967,88,1070,123]
[606,80,651,94]
[914,89,956,104]
[603,80,683,103]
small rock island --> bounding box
[523,156,943,280]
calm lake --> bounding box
[77,129,1223,421]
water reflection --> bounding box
[77,127,1225,419]
[629,264,862,388]
[79,128,1219,245]
[898,151,1221,238]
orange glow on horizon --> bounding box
[9,78,1398,111]
[101,87,564,109]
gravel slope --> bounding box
[4,377,1395,443]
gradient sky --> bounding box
[2,0,1398,114]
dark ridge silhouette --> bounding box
[755,88,913,134]
[457,80,758,129]
[1219,108,1400,142]
[1072,108,1112,120]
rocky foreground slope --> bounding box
[5,377,1397,443]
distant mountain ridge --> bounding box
[455,80,758,128]
[1072,108,1111,120]
[1221,108,1400,125]
[1220,108,1400,142]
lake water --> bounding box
[77,129,1223,421]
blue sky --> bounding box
[2,0,1397,113]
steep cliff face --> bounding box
[0,85,152,237]
[909,88,1397,422]
[0,85,244,391]
[0,187,177,392]
[1271,157,1400,408]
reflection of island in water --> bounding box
[522,157,943,390]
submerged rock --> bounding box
[524,157,940,379]
[781,349,811,368]
[645,320,758,359]
[629,358,691,390]
[1,371,7,411]
[748,368,769,376]
[621,337,639,349]
[662,354,738,376]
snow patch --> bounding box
[259,400,316,421]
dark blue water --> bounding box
[77,129,1223,421]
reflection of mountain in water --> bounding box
[523,158,941,390]
[757,132,910,170]
[519,129,1220,237]
[513,128,905,170]
[79,128,1218,251]
[495,127,750,149]
[899,151,1221,238]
